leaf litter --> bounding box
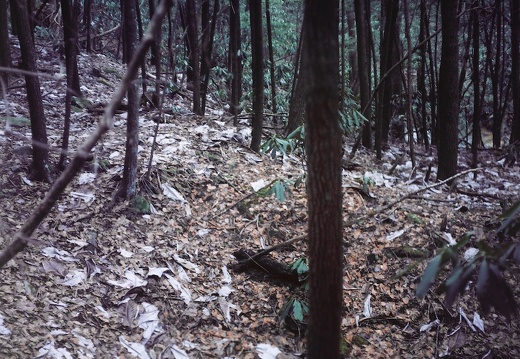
[0,42,519,358]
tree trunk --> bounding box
[249,0,264,152]
[471,0,481,169]
[200,0,219,115]
[437,0,460,181]
[303,0,343,357]
[511,0,520,144]
[0,0,11,86]
[286,22,306,136]
[59,0,82,169]
[228,0,242,120]
[354,0,372,148]
[11,0,51,182]
[117,0,139,200]
[376,0,400,158]
[265,0,278,115]
[186,0,200,114]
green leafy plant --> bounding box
[289,257,309,282]
[257,177,304,202]
[416,201,520,320]
[279,297,309,329]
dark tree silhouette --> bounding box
[10,0,51,182]
[511,0,520,145]
[228,0,242,121]
[117,0,140,200]
[0,0,10,86]
[354,0,372,148]
[249,0,264,152]
[437,0,460,181]
[303,0,343,357]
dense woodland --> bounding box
[0,0,519,358]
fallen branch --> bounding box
[0,0,173,268]
[347,168,482,226]
[234,168,482,264]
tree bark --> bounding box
[354,0,372,148]
[510,0,520,144]
[249,0,264,152]
[117,0,140,200]
[303,0,343,357]
[437,0,460,181]
[11,0,51,182]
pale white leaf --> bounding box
[256,343,281,359]
[95,305,111,319]
[177,265,191,282]
[37,341,74,359]
[459,307,476,332]
[0,314,11,336]
[119,336,150,359]
[41,247,78,262]
[170,345,189,359]
[78,172,96,184]
[386,228,406,241]
[363,294,372,318]
[463,248,479,262]
[218,285,233,297]
[70,191,95,203]
[147,267,169,278]
[119,248,134,258]
[251,179,268,192]
[473,312,485,332]
[165,274,191,304]
[59,270,85,286]
[71,329,95,355]
[140,246,155,253]
[222,266,232,284]
[218,297,236,322]
[161,184,186,203]
[420,319,439,332]
[172,255,200,274]
[22,176,33,186]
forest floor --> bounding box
[0,42,520,359]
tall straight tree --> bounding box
[511,0,520,144]
[376,0,400,158]
[354,0,372,148]
[117,0,140,200]
[10,0,51,182]
[437,0,460,181]
[0,0,10,86]
[228,0,242,121]
[186,0,201,114]
[303,0,343,357]
[249,0,264,152]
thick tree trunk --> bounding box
[249,0,264,152]
[0,0,10,86]
[11,0,51,182]
[117,0,139,200]
[437,0,460,181]
[303,0,343,358]
[511,0,520,144]
[354,0,372,148]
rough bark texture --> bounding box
[186,0,200,114]
[303,0,343,358]
[228,0,242,118]
[0,0,10,86]
[437,0,460,181]
[511,0,520,144]
[249,0,264,152]
[11,0,51,182]
[354,0,372,148]
[118,0,139,200]
[376,0,400,158]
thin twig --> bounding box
[0,0,174,268]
